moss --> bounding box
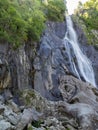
[32,120,44,128]
[23,90,36,105]
[66,128,71,130]
[27,123,33,130]
[28,90,36,98]
[17,89,37,106]
[45,128,50,130]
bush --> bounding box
[75,0,98,30]
[0,0,66,48]
[45,0,66,21]
[0,0,45,47]
[27,10,46,42]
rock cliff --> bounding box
[0,20,98,130]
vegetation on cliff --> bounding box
[45,0,66,21]
[0,0,66,48]
[73,0,98,45]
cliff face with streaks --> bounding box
[0,19,98,130]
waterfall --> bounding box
[64,16,96,87]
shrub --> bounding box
[45,0,66,21]
[0,0,66,48]
[0,0,45,47]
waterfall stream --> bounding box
[64,16,96,87]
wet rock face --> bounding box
[73,21,98,86]
[73,21,87,45]
[10,46,31,90]
[34,20,94,101]
[34,22,80,101]
[82,45,98,86]
[7,43,37,92]
[48,21,66,39]
[0,20,98,130]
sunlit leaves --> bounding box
[0,0,45,47]
[75,0,98,30]
[0,0,66,48]
[44,0,66,21]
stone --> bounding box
[0,120,15,130]
[16,108,43,130]
[0,115,3,120]
[7,99,20,113]
[45,117,58,126]
[4,106,20,125]
[3,89,13,101]
[66,124,76,130]
[0,95,5,103]
[0,104,5,114]
[58,75,98,130]
[32,126,45,130]
[33,23,67,101]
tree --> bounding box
[0,0,66,48]
[75,0,98,30]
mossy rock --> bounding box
[21,89,36,106]
[28,123,33,130]
[18,89,47,112]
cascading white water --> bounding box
[64,16,96,87]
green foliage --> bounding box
[17,0,46,42]
[45,0,66,21]
[72,15,98,45]
[0,0,66,48]
[75,0,98,30]
[28,124,33,130]
[66,128,71,130]
[73,0,98,45]
[32,120,43,128]
[0,0,27,47]
[0,0,45,47]
[27,10,45,41]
